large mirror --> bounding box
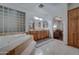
[28,20,48,31]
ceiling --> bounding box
[14,3,66,16]
[1,3,67,20]
[7,3,65,13]
[12,3,67,20]
[2,3,67,14]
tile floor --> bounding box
[31,39,79,55]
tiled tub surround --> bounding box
[0,33,36,55]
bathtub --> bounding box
[0,33,36,55]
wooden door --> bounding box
[72,9,78,46]
[68,9,77,46]
[76,8,79,48]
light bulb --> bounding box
[34,16,39,20]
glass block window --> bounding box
[0,5,25,35]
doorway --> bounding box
[53,16,63,41]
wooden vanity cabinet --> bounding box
[26,30,49,41]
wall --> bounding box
[68,3,79,10]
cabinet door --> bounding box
[68,9,77,46]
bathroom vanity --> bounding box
[26,30,49,41]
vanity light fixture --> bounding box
[34,16,43,21]
[53,24,57,28]
[39,18,43,21]
[34,16,39,20]
[54,16,62,22]
[53,24,57,30]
